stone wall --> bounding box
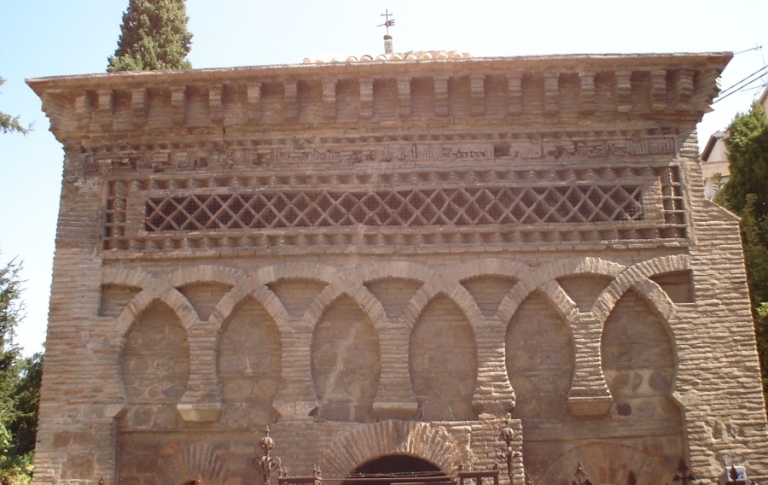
[27,52,768,485]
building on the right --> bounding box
[701,83,768,201]
[700,130,729,200]
[760,84,768,113]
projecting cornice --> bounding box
[28,52,731,144]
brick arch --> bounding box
[156,442,232,485]
[537,257,627,282]
[592,255,689,325]
[102,266,155,289]
[537,280,580,321]
[318,421,469,477]
[168,264,247,288]
[252,262,343,321]
[445,258,532,282]
[255,262,342,286]
[497,279,577,325]
[356,260,438,286]
[536,442,674,484]
[449,259,530,324]
[536,257,627,319]
[305,279,387,331]
[208,282,290,332]
[108,264,255,334]
[402,280,483,334]
[530,257,626,286]
[354,261,484,333]
[496,257,627,324]
[115,286,199,340]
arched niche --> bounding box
[601,289,683,436]
[311,295,381,422]
[120,300,190,429]
[536,442,675,485]
[505,291,574,423]
[121,300,190,404]
[410,295,477,421]
[217,296,282,426]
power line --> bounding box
[717,63,768,97]
[713,64,768,104]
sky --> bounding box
[1,0,768,355]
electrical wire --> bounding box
[713,64,768,104]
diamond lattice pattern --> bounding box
[144,185,644,232]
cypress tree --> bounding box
[107,0,193,72]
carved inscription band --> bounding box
[80,136,676,176]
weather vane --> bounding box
[378,9,395,35]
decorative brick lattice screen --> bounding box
[144,185,644,232]
[103,166,685,252]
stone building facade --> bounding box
[28,52,768,484]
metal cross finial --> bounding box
[378,9,395,34]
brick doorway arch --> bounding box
[318,422,469,478]
[343,455,449,485]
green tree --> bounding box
[720,104,768,220]
[0,78,29,135]
[717,103,768,401]
[107,0,193,72]
[7,353,41,462]
[0,257,39,485]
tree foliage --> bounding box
[720,104,768,220]
[107,0,193,72]
[717,103,768,401]
[0,256,40,485]
[0,78,29,136]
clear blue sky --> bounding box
[1,0,767,355]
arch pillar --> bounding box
[567,313,612,416]
[177,321,221,422]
